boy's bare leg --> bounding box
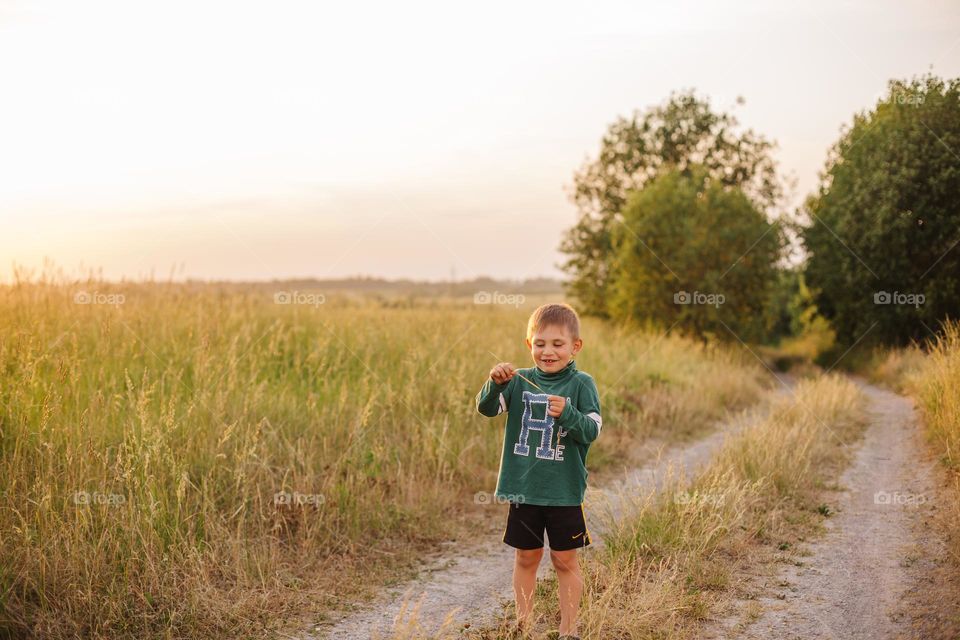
[513,548,543,630]
[550,549,583,636]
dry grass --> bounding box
[0,273,769,639]
[864,344,928,394]
[863,321,960,636]
[869,324,960,524]
[875,322,960,562]
[900,323,960,473]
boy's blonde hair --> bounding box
[526,303,581,341]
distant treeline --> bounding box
[188,275,565,297]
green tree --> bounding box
[802,74,960,347]
[560,90,783,317]
[608,167,784,342]
[763,266,802,343]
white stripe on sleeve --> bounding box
[586,412,602,433]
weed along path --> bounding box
[708,378,946,640]
[303,375,797,640]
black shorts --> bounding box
[502,502,591,551]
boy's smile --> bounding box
[526,324,582,373]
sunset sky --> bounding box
[2,0,959,283]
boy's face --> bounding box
[525,324,582,373]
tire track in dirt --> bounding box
[302,375,797,640]
[706,377,946,640]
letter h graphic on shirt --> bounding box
[513,390,569,461]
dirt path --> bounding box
[302,375,796,639]
[707,377,945,640]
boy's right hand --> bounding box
[490,362,516,385]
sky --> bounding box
[1,0,959,283]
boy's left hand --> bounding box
[546,395,566,418]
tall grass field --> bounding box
[0,277,771,638]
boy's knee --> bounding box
[515,547,543,569]
[550,549,577,573]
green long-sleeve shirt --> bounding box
[475,359,602,506]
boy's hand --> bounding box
[490,362,516,385]
[546,395,566,418]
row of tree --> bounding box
[560,74,960,352]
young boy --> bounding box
[475,303,602,640]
